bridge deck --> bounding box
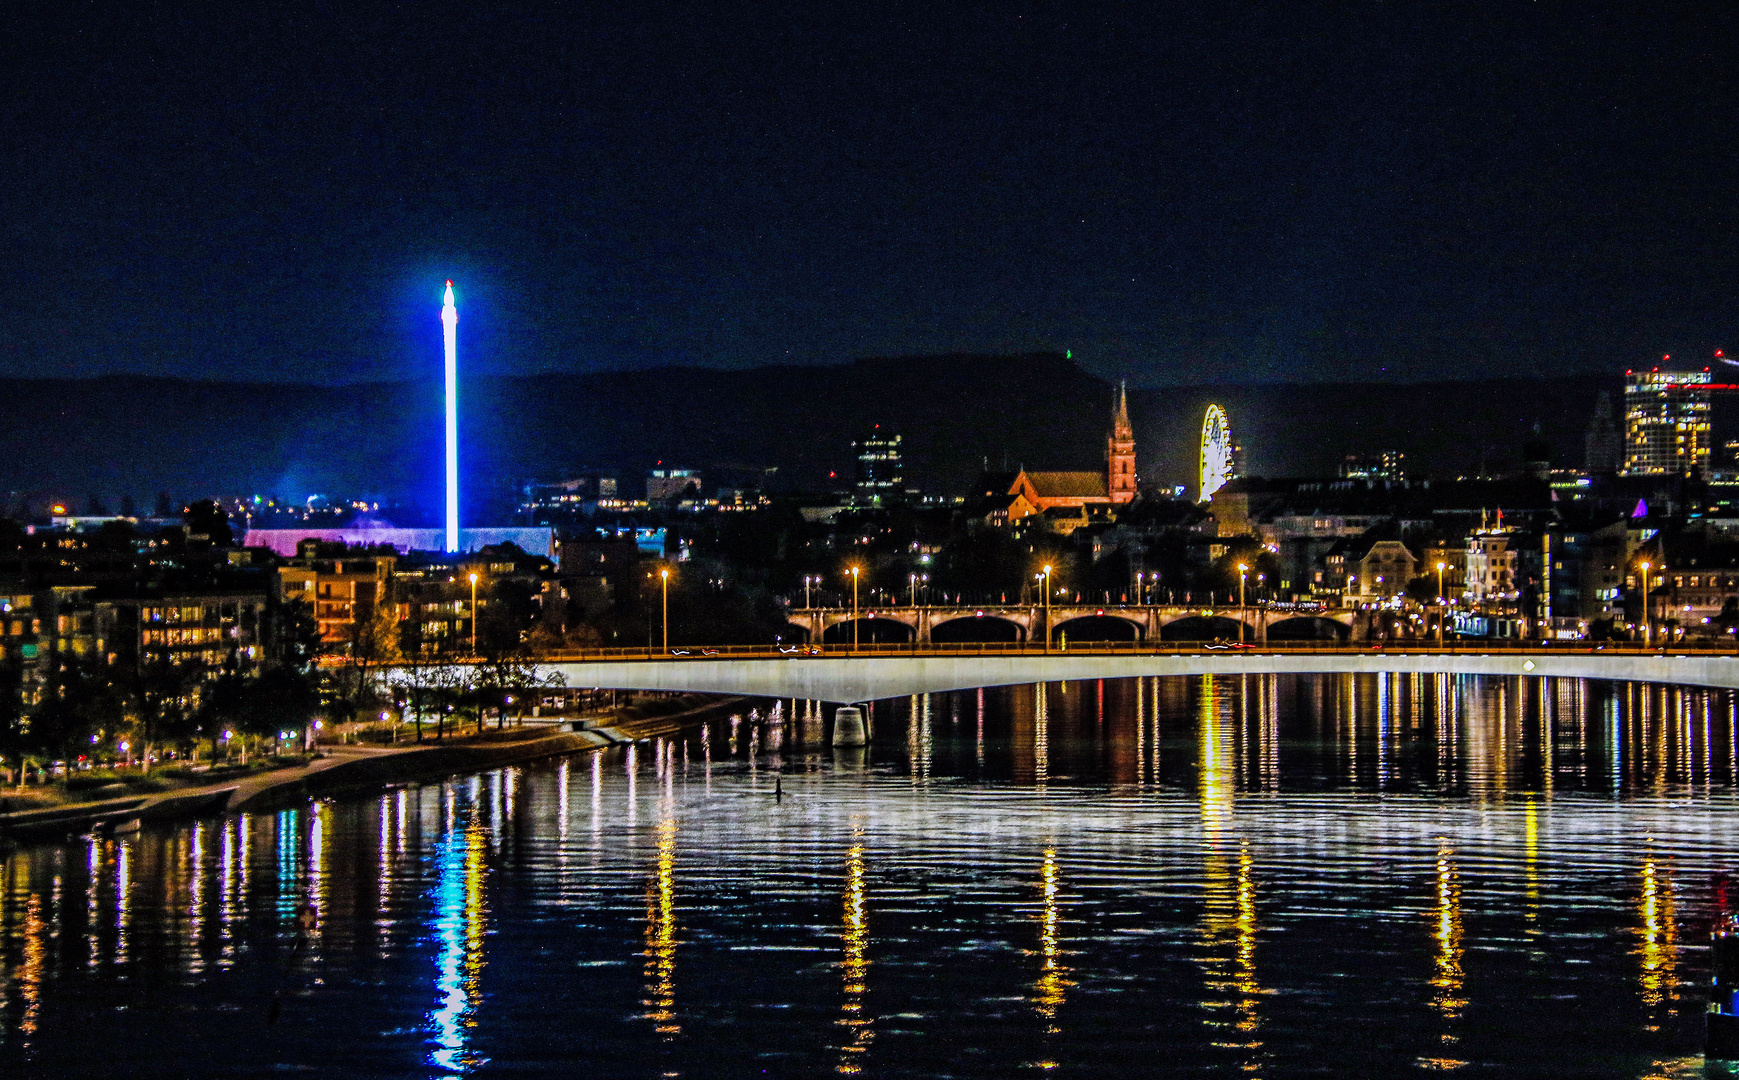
[384,644,1739,704]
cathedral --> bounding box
[1001,384,1137,528]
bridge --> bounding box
[784,603,1358,645]
[402,643,1739,705]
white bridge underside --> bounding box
[527,653,1739,704]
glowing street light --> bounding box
[660,567,671,653]
[1436,561,1447,645]
[1039,565,1053,653]
[468,571,479,654]
[1237,563,1249,643]
[848,566,861,651]
[1636,560,1653,646]
[441,282,460,554]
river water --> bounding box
[3,673,1738,1077]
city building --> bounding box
[1465,530,1519,602]
[1623,367,1711,476]
[243,526,556,560]
[1339,450,1406,482]
[646,469,702,502]
[1584,390,1623,473]
[275,541,396,650]
[96,589,268,670]
[520,474,618,520]
[852,428,905,506]
[1002,388,1138,522]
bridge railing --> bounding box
[461,639,1739,665]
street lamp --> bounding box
[849,566,861,651]
[660,567,670,652]
[1237,563,1248,643]
[1040,564,1053,653]
[1639,560,1652,647]
[803,575,817,609]
[468,571,478,654]
[1436,561,1446,645]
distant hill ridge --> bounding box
[0,355,1612,510]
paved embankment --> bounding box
[0,695,748,841]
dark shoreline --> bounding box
[0,694,755,843]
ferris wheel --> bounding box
[1200,404,1234,501]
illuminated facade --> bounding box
[1107,383,1137,504]
[852,428,904,506]
[1002,389,1139,521]
[1622,368,1710,476]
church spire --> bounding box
[1107,380,1137,505]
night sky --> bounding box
[6,2,1738,387]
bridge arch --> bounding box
[822,617,915,645]
[1267,616,1350,641]
[1160,615,1253,641]
[1051,614,1142,643]
[931,615,1026,643]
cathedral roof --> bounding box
[1023,471,1109,498]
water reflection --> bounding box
[642,815,679,1037]
[1426,838,1466,1065]
[1031,846,1070,1037]
[428,799,487,1077]
[837,823,872,1074]
[1637,852,1680,1033]
[1,673,1738,1077]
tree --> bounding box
[114,651,200,772]
[194,669,251,763]
[31,655,119,770]
[1405,575,1439,606]
[0,656,27,784]
[240,665,321,753]
[183,499,235,548]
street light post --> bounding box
[1041,564,1052,653]
[1436,561,1446,645]
[1639,560,1652,647]
[468,572,478,655]
[660,567,670,652]
[804,575,813,609]
[1237,563,1248,643]
[849,567,861,652]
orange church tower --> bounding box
[1107,382,1137,504]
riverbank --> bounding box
[0,693,750,843]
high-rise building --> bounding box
[853,427,904,505]
[1583,390,1623,473]
[1107,383,1137,504]
[1623,367,1711,476]
[646,469,702,502]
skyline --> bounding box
[7,4,1739,386]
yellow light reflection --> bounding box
[1032,847,1073,1035]
[19,891,45,1036]
[641,816,680,1036]
[1636,855,1679,1031]
[837,826,873,1073]
[1424,838,1467,1069]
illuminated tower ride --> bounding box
[441,281,459,552]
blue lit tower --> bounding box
[441,281,459,552]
